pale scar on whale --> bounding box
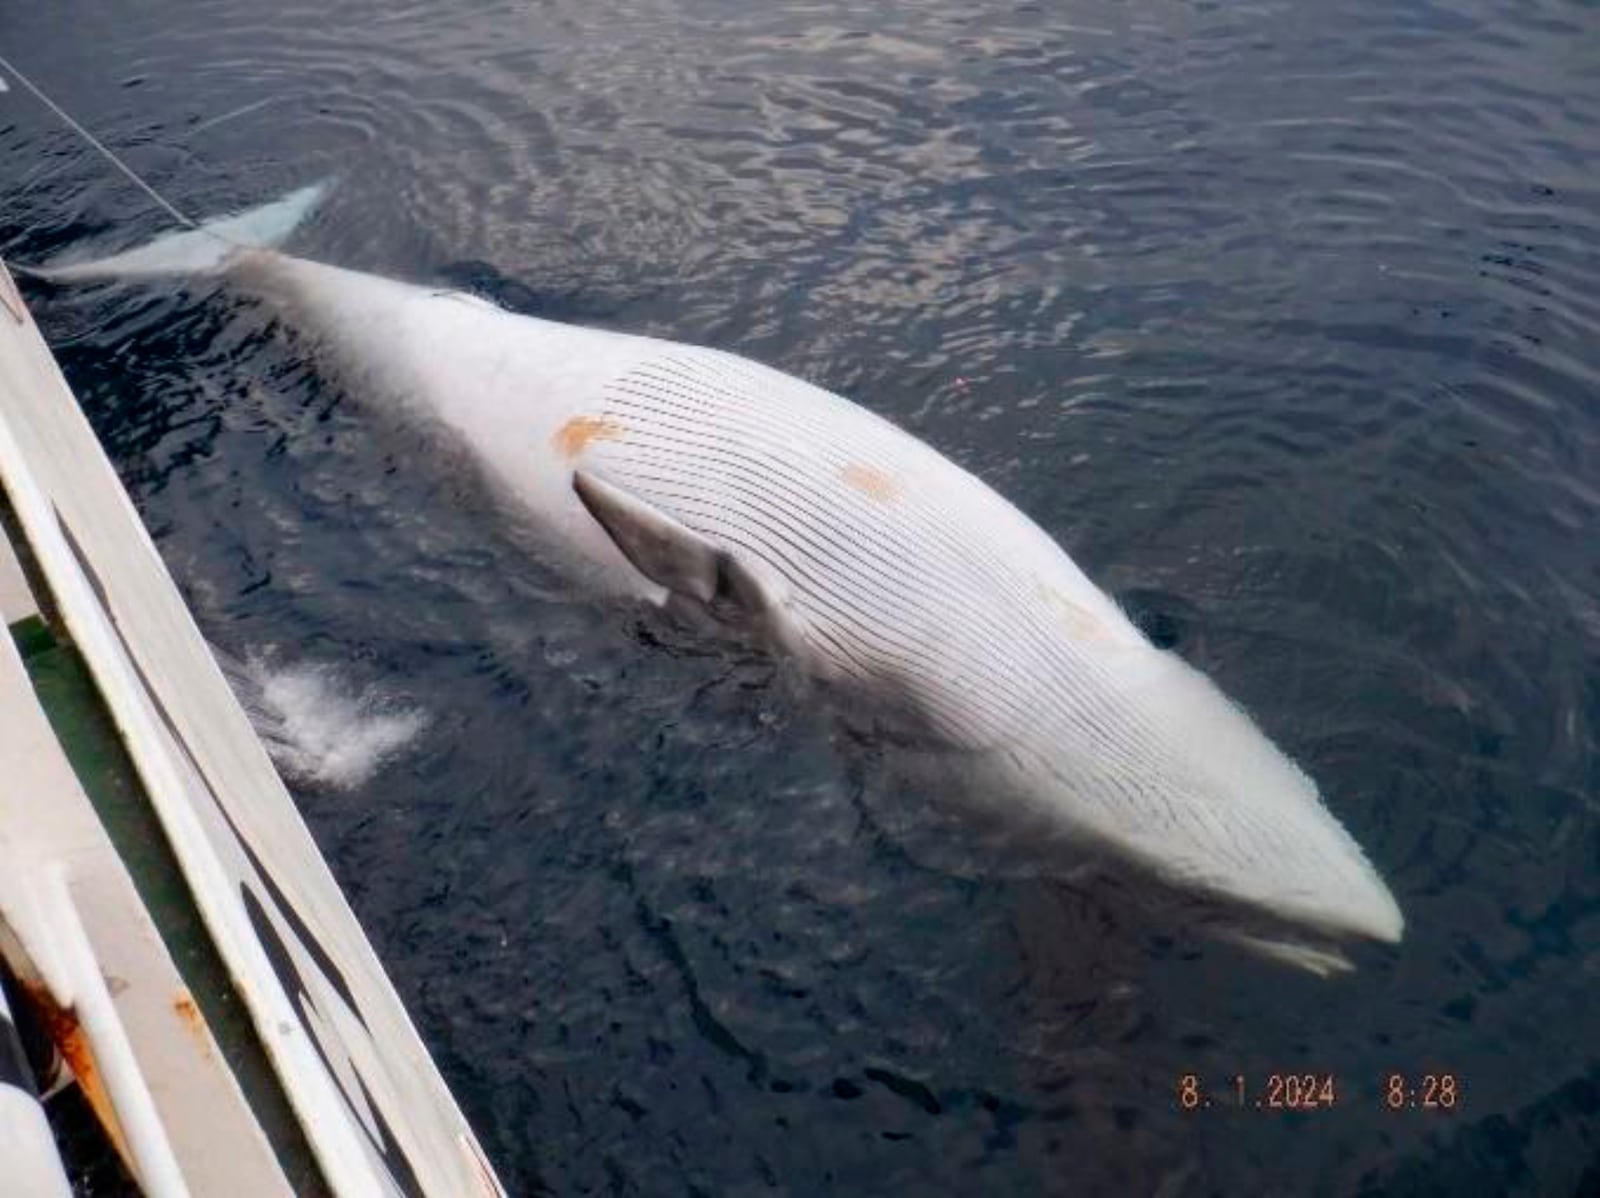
[838,462,902,503]
[1035,581,1117,643]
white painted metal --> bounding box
[0,262,504,1195]
[0,588,290,1194]
[0,518,35,620]
[0,1073,72,1198]
[0,977,72,1198]
[12,866,191,1197]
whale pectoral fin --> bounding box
[572,469,793,637]
[711,549,790,626]
[573,468,722,602]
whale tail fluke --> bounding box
[37,181,332,282]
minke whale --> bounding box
[47,185,1403,974]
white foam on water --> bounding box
[240,656,429,789]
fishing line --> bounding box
[0,51,198,230]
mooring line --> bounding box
[0,51,198,230]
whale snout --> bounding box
[1021,641,1405,970]
[1284,844,1405,944]
[1253,846,1404,950]
[1198,856,1403,976]
[1130,807,1404,969]
[1142,766,1406,963]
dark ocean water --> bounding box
[2,1,1597,1194]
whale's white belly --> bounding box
[252,252,1403,962]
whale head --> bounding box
[1009,638,1403,970]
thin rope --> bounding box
[0,51,198,229]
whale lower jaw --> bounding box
[880,743,1405,976]
[1131,863,1403,976]
[1206,927,1359,977]
[1018,827,1403,977]
[1136,869,1403,976]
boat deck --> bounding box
[0,259,503,1197]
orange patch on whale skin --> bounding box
[553,414,626,458]
[839,462,902,503]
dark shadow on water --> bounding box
[434,258,647,327]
